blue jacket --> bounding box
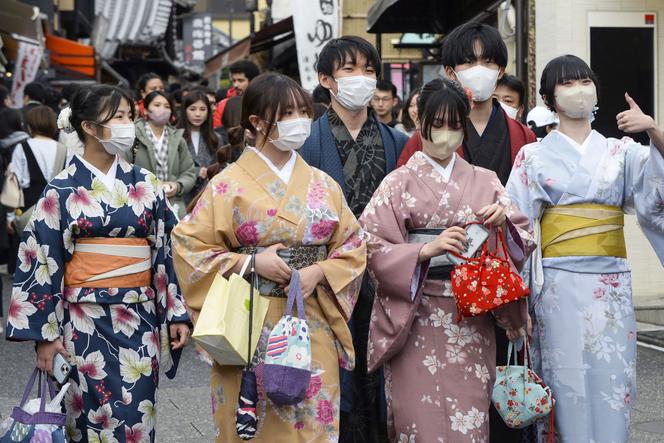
[299,112,409,189]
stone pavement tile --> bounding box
[156,385,215,442]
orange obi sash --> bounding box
[64,238,152,288]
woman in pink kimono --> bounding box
[360,78,534,442]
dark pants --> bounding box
[339,275,389,443]
[490,325,523,442]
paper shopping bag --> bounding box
[192,257,270,366]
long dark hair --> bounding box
[68,85,135,145]
[401,88,420,133]
[179,89,218,156]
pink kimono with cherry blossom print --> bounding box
[360,151,534,443]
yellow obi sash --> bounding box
[64,238,152,288]
[540,203,626,258]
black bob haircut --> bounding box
[229,59,261,81]
[376,79,397,98]
[417,78,471,142]
[69,85,135,144]
[540,55,599,110]
[316,36,381,78]
[497,74,526,106]
[441,22,508,69]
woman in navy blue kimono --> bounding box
[5,85,190,443]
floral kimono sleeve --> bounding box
[359,174,427,373]
[7,187,65,342]
[171,181,243,314]
[152,181,188,325]
[151,181,189,377]
[315,177,367,321]
[623,139,664,263]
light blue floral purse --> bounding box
[491,336,555,440]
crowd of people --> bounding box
[1,19,663,443]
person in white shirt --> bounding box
[7,105,66,233]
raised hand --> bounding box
[616,93,656,134]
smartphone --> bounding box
[446,224,490,266]
[53,353,72,384]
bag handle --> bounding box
[20,368,56,412]
[285,269,306,320]
[238,254,253,278]
[245,253,256,367]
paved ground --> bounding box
[1,275,663,442]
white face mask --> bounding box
[268,118,312,151]
[555,84,598,119]
[94,123,136,155]
[330,75,377,111]
[422,129,464,160]
[454,65,500,102]
[499,101,520,120]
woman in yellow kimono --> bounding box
[171,73,366,442]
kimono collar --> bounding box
[74,154,119,190]
[236,149,312,225]
[552,129,594,154]
[246,146,297,185]
[420,152,456,182]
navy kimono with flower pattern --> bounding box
[6,155,189,443]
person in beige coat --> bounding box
[129,90,196,218]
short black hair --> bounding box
[376,79,397,98]
[312,85,330,105]
[229,59,260,81]
[69,84,135,144]
[0,108,25,138]
[136,72,163,95]
[540,55,599,110]
[316,36,381,77]
[418,78,470,141]
[24,82,46,103]
[0,85,10,109]
[496,74,525,106]
[441,22,508,69]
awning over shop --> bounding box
[0,0,43,45]
[46,34,96,78]
[204,16,294,77]
[367,0,503,33]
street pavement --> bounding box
[1,275,663,442]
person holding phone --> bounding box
[359,78,534,442]
[5,85,190,443]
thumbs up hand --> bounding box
[616,93,656,134]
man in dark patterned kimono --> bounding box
[299,36,408,443]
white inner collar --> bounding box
[247,146,297,185]
[421,152,456,182]
[555,129,593,154]
[76,154,119,190]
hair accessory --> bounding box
[56,107,75,133]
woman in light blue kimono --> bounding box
[506,55,664,443]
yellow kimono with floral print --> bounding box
[171,150,366,442]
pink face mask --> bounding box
[148,108,171,125]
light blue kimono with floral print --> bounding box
[506,130,664,443]
[5,155,189,443]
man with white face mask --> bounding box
[299,35,408,443]
[397,23,536,188]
